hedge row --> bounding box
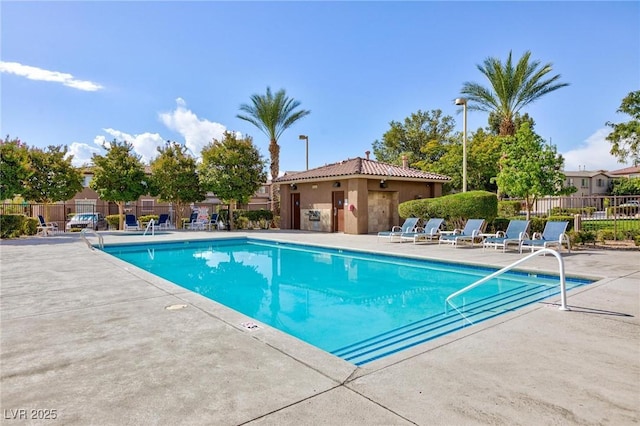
[399,191,498,230]
[0,215,38,238]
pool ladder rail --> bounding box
[80,228,104,250]
[445,248,569,324]
[143,219,155,236]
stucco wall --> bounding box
[280,178,444,234]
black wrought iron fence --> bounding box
[1,201,278,232]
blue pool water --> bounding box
[103,238,592,365]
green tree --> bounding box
[90,140,150,230]
[496,123,574,218]
[461,50,569,136]
[413,128,502,193]
[199,132,267,230]
[237,87,310,210]
[610,177,640,195]
[22,145,83,218]
[0,136,30,200]
[606,90,640,166]
[150,141,206,228]
[372,109,457,165]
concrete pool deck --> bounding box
[1,230,638,425]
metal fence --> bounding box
[1,200,275,232]
[517,195,640,239]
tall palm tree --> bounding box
[460,50,569,136]
[237,87,311,184]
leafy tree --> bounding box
[372,109,457,165]
[90,140,150,230]
[606,90,640,166]
[237,87,310,210]
[496,123,574,218]
[22,145,83,218]
[199,132,267,230]
[0,136,30,200]
[461,50,569,136]
[466,129,503,192]
[413,128,502,193]
[150,141,206,228]
[610,177,640,195]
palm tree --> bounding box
[460,50,569,136]
[237,87,311,185]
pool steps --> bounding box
[332,282,562,365]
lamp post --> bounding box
[298,134,309,170]
[454,98,468,192]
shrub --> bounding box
[139,215,159,224]
[569,230,596,246]
[106,215,120,229]
[498,201,522,217]
[490,218,511,233]
[550,207,596,217]
[235,216,250,229]
[399,190,498,229]
[528,216,547,234]
[22,217,38,236]
[0,214,25,238]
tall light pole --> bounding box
[298,134,309,170]
[454,98,468,192]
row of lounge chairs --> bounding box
[124,213,223,231]
[377,217,571,253]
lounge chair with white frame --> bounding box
[400,218,445,244]
[377,217,419,242]
[519,220,570,253]
[36,215,58,236]
[483,219,530,252]
[438,219,486,247]
[124,214,140,231]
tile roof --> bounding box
[274,157,450,183]
[563,170,611,178]
[608,165,640,175]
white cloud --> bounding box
[0,61,103,91]
[562,128,630,171]
[71,98,234,167]
[159,98,230,157]
[98,129,166,164]
[67,142,102,167]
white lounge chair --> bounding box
[36,215,57,237]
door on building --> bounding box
[291,193,301,230]
[332,191,344,232]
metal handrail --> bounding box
[143,219,155,236]
[80,228,104,250]
[445,248,569,319]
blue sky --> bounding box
[1,1,638,174]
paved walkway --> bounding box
[1,231,638,425]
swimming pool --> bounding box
[103,238,592,365]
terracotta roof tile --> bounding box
[609,165,640,175]
[274,157,450,183]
